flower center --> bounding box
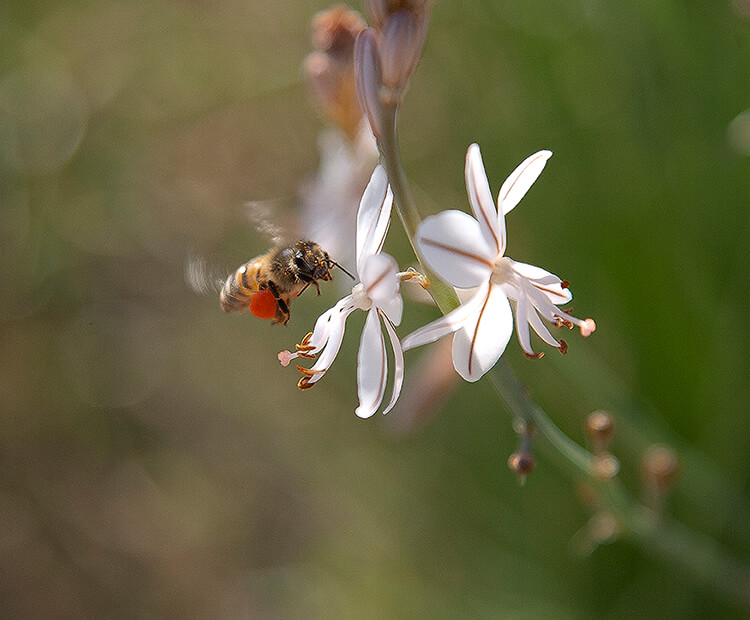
[351,282,372,311]
[490,256,515,286]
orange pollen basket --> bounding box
[249,289,278,319]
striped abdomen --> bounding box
[219,258,262,313]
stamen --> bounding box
[296,365,319,377]
[524,351,545,360]
[398,268,430,289]
[561,280,570,289]
[553,314,575,330]
[558,339,568,355]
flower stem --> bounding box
[489,360,750,612]
[377,106,459,315]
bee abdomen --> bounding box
[220,263,259,312]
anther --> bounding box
[561,280,570,289]
[298,377,315,390]
[524,351,544,360]
[558,339,568,355]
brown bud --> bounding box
[585,410,615,455]
[508,450,535,484]
[310,5,366,57]
[305,6,367,139]
[592,454,620,480]
[642,444,680,494]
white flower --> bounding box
[402,143,596,382]
[278,165,405,418]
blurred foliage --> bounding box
[1,0,749,618]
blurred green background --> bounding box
[2,0,749,617]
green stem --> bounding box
[377,106,459,315]
[490,360,750,611]
[488,361,596,476]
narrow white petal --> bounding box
[526,304,562,348]
[401,289,487,351]
[416,211,494,288]
[452,283,513,382]
[381,312,404,415]
[299,295,354,358]
[513,292,535,356]
[361,253,400,309]
[356,310,387,418]
[510,259,572,304]
[379,293,403,327]
[465,144,501,255]
[308,302,356,380]
[498,150,552,216]
[356,166,392,273]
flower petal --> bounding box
[416,210,494,288]
[452,283,512,382]
[526,302,562,349]
[307,300,356,383]
[513,291,535,356]
[401,288,487,351]
[356,310,387,418]
[465,144,501,255]
[509,259,572,304]
[498,150,552,216]
[380,312,404,415]
[356,165,392,273]
[361,252,400,308]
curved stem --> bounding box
[377,106,459,315]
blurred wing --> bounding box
[184,252,225,296]
[244,199,300,246]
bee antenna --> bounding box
[330,259,355,280]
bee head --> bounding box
[294,242,333,281]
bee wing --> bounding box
[244,199,301,246]
[185,252,225,296]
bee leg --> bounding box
[298,274,321,296]
[267,281,291,325]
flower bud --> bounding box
[585,410,615,455]
[378,9,430,106]
[304,5,367,139]
[354,28,383,138]
[508,419,536,484]
[365,0,434,28]
[642,444,680,496]
[508,449,535,484]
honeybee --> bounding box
[220,240,351,325]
